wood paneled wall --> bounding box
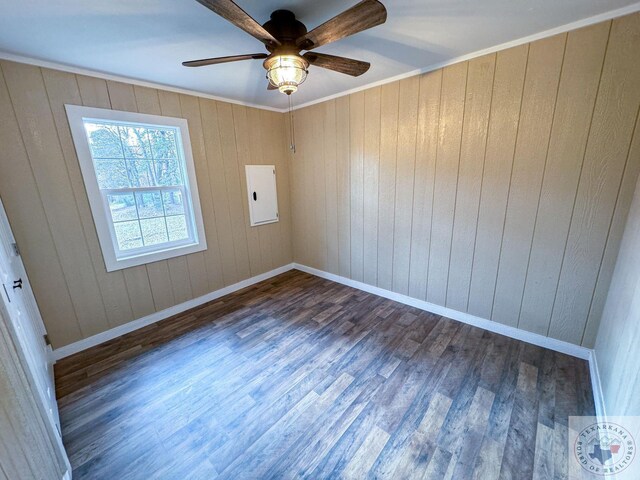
[595,173,640,415]
[0,61,292,349]
[288,13,640,347]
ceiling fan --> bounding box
[183,0,388,95]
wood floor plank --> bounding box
[54,270,596,480]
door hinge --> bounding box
[11,242,20,256]
[43,334,51,346]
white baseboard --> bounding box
[294,263,610,420]
[52,260,607,421]
[52,263,295,360]
[293,263,592,360]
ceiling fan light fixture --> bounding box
[265,54,308,95]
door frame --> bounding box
[0,196,70,476]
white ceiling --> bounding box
[0,0,638,110]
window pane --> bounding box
[154,158,183,186]
[167,215,189,242]
[127,158,155,187]
[162,190,185,216]
[107,193,137,222]
[114,221,143,250]
[135,191,164,218]
[94,158,129,189]
[119,126,151,159]
[140,218,168,246]
[149,128,178,159]
[85,123,123,158]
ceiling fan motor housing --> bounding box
[263,10,308,49]
[263,10,310,94]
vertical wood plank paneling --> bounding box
[582,112,640,347]
[168,93,213,297]
[467,45,528,319]
[75,76,136,327]
[200,98,239,285]
[427,62,467,305]
[377,82,399,290]
[217,102,252,279]
[269,110,293,266]
[492,34,566,326]
[294,106,313,266]
[550,14,640,344]
[288,109,304,264]
[232,104,263,276]
[287,13,640,349]
[306,106,322,268]
[299,105,320,269]
[336,96,351,278]
[311,104,328,271]
[41,69,116,324]
[594,170,640,414]
[446,54,495,311]
[408,70,442,300]
[2,62,112,337]
[518,22,611,336]
[362,88,381,285]
[323,100,339,275]
[392,76,420,295]
[350,91,365,282]
[0,66,81,346]
[121,266,155,319]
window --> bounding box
[66,105,206,272]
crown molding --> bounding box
[0,51,284,113]
[1,1,639,114]
[291,2,640,111]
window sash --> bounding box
[99,185,198,259]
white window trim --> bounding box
[65,104,207,272]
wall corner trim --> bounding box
[52,263,296,360]
[589,349,608,422]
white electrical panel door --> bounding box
[245,165,279,226]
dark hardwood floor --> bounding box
[54,269,595,479]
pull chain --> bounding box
[288,94,296,154]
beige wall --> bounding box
[0,61,292,349]
[288,13,640,347]
[595,173,640,415]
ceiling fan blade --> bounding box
[267,82,277,90]
[182,53,268,67]
[296,0,387,50]
[195,0,280,47]
[303,52,370,76]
